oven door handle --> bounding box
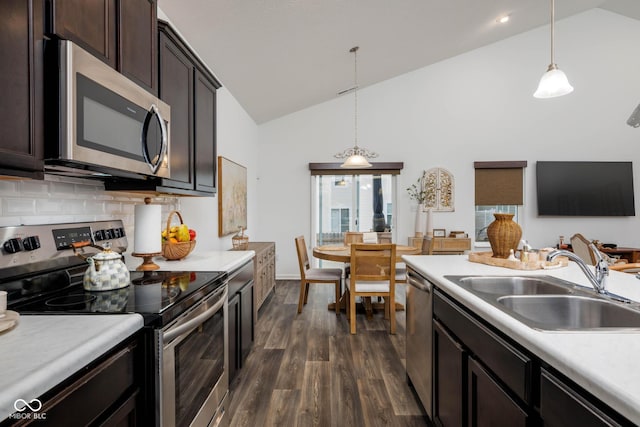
[163,286,227,344]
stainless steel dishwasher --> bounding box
[406,266,433,419]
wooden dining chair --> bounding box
[345,243,397,334]
[344,231,363,244]
[294,236,342,315]
[570,233,596,265]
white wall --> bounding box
[257,9,640,278]
[179,87,260,251]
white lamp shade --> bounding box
[340,154,372,168]
[534,67,574,98]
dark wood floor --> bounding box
[228,280,430,427]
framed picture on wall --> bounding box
[218,156,248,236]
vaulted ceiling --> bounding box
[159,0,640,124]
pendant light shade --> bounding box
[340,152,372,169]
[334,46,378,168]
[534,0,573,99]
[534,64,573,98]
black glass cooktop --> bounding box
[10,270,227,326]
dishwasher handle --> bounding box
[407,271,432,293]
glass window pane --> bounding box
[475,205,518,242]
[313,174,395,248]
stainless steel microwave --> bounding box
[45,40,170,179]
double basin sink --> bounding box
[444,275,640,331]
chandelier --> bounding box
[334,46,378,168]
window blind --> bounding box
[474,161,527,205]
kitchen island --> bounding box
[403,254,640,425]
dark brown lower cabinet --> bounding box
[239,280,255,363]
[433,319,466,427]
[228,292,240,382]
[468,357,528,427]
[433,288,633,427]
[540,368,624,427]
[6,335,141,426]
[227,260,255,383]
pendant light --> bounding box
[533,0,573,98]
[334,46,378,168]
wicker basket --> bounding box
[162,210,196,260]
[232,227,249,250]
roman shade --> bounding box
[474,161,527,205]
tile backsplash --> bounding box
[0,176,179,251]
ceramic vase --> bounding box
[415,206,426,237]
[487,213,522,258]
[426,208,433,238]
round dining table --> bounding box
[312,244,421,263]
[312,244,421,313]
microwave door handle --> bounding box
[163,287,227,344]
[141,104,168,174]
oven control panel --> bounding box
[52,226,93,250]
[0,220,128,272]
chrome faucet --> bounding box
[547,243,609,294]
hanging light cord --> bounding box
[334,46,378,162]
[351,46,359,149]
[550,0,555,67]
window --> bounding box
[331,208,350,233]
[309,162,403,259]
[474,162,527,246]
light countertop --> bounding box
[0,314,143,421]
[125,249,255,273]
[402,254,640,424]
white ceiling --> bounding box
[158,0,640,124]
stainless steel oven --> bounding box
[158,282,228,427]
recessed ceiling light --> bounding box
[497,14,510,24]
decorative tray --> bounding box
[468,251,568,271]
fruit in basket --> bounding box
[161,224,196,243]
[177,224,190,242]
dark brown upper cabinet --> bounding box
[157,25,195,191]
[46,0,157,94]
[118,0,157,93]
[194,69,217,193]
[0,0,45,178]
[47,0,117,68]
[152,20,220,196]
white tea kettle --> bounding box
[74,242,130,291]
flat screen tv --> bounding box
[536,161,635,216]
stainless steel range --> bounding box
[0,220,229,427]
